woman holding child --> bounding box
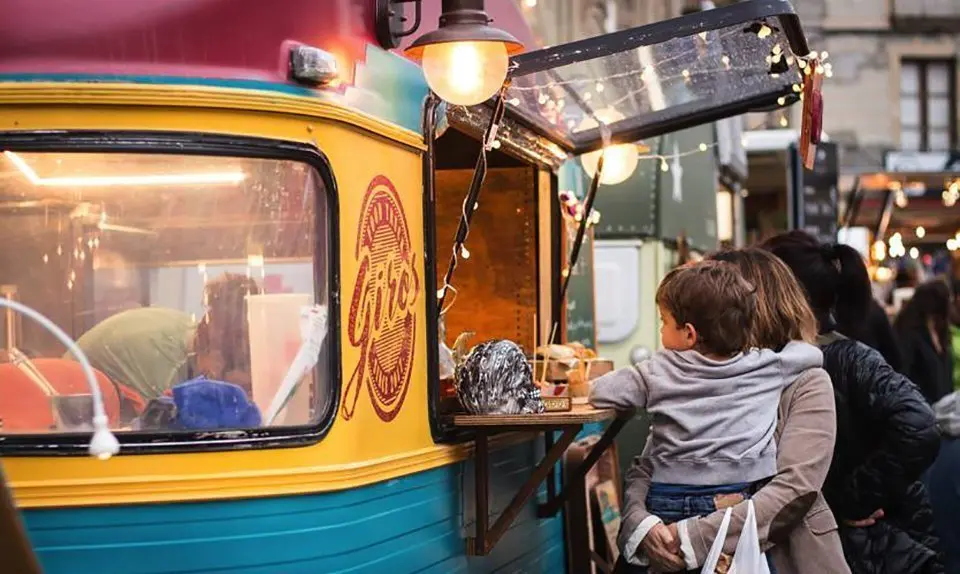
[595,234,942,573]
[595,249,847,573]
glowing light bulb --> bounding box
[758,24,772,39]
[661,160,669,172]
[872,240,886,261]
[699,143,708,152]
[909,247,919,259]
[578,108,639,185]
[421,41,509,106]
[916,226,926,239]
[460,245,471,259]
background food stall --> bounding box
[0,0,815,572]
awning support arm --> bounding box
[551,155,604,343]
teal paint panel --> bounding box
[21,441,566,574]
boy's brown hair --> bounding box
[655,260,757,356]
[708,248,817,348]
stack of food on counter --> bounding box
[532,343,613,411]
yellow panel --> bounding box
[0,92,486,508]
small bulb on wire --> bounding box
[758,24,772,39]
[460,245,471,259]
[682,69,691,80]
[777,96,787,106]
[699,143,708,152]
[595,82,605,93]
[42,254,48,264]
[660,159,669,172]
[437,287,446,299]
[779,115,788,127]
[561,268,570,278]
[721,55,731,68]
[509,98,520,106]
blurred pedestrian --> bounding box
[895,280,953,405]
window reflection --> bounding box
[0,151,331,436]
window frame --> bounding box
[0,131,342,456]
[900,58,958,151]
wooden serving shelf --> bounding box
[447,405,631,556]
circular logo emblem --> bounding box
[342,175,420,422]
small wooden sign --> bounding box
[799,57,824,170]
[541,383,572,412]
[543,396,572,412]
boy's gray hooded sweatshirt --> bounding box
[590,341,822,485]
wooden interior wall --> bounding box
[435,167,538,355]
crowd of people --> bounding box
[590,230,959,574]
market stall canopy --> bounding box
[504,0,810,154]
[844,150,960,244]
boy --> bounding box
[590,260,822,569]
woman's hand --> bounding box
[641,523,686,572]
[844,508,884,527]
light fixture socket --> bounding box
[405,0,523,59]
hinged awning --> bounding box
[503,0,811,154]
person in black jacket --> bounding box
[895,280,954,405]
[762,230,943,574]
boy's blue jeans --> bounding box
[620,481,776,573]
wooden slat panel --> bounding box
[435,167,539,355]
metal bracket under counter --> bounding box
[447,405,631,556]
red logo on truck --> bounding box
[342,175,420,422]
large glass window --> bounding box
[0,148,334,445]
[900,59,957,151]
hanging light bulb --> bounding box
[578,108,639,185]
[405,1,524,107]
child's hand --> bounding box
[641,522,685,572]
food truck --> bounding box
[0,0,814,571]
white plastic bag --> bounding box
[729,500,770,574]
[700,500,769,574]
[700,507,732,573]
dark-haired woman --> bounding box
[895,280,954,405]
[763,230,943,574]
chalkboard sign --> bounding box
[565,222,598,349]
[790,141,839,244]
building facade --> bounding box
[801,0,960,175]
